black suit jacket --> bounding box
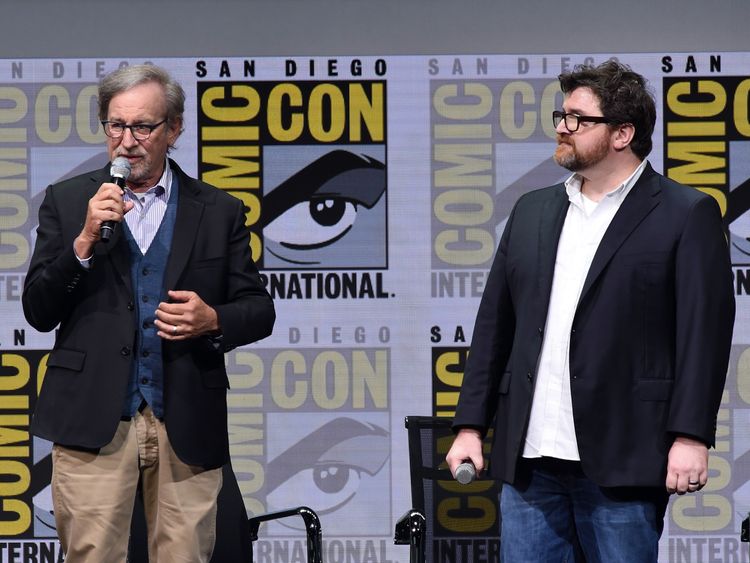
[23,159,275,469]
[453,164,735,487]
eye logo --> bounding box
[727,177,750,263]
[262,149,387,269]
[265,417,390,534]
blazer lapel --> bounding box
[164,168,205,291]
[537,186,570,301]
[578,164,662,305]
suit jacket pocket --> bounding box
[192,256,225,269]
[637,379,673,401]
[47,348,86,371]
[201,368,230,389]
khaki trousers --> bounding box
[51,406,222,563]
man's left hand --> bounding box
[155,290,219,340]
[665,436,708,495]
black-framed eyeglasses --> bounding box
[552,111,616,133]
[101,119,167,141]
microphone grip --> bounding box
[100,175,127,243]
[455,461,477,485]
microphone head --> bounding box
[455,462,476,485]
[110,156,131,179]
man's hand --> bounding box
[155,290,220,340]
[665,436,709,495]
[74,182,134,258]
[446,428,484,478]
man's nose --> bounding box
[555,118,570,134]
[121,127,140,147]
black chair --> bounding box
[394,416,501,563]
[248,506,322,563]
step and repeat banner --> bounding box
[0,51,749,562]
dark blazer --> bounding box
[453,163,735,488]
[23,159,275,469]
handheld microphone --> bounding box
[455,461,477,485]
[100,157,131,243]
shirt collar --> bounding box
[565,159,648,204]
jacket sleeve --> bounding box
[212,196,275,350]
[22,184,88,332]
[668,194,735,446]
[452,204,518,435]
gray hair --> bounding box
[98,64,185,141]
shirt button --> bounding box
[142,295,149,303]
[527,372,533,381]
[142,320,150,329]
[142,268,149,276]
[141,378,148,385]
[127,302,135,311]
[142,350,150,358]
[120,347,131,356]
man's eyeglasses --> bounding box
[552,111,616,133]
[101,119,167,141]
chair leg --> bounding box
[394,509,426,563]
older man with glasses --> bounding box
[23,64,275,563]
[447,60,735,562]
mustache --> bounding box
[114,150,145,157]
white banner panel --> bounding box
[0,51,749,562]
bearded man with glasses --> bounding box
[447,60,735,562]
[23,64,275,562]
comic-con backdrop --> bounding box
[0,52,749,562]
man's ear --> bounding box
[612,123,635,151]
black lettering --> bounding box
[431,326,442,343]
[736,269,750,294]
[195,60,207,78]
[262,273,389,300]
[685,55,698,73]
[453,326,465,343]
[476,57,488,75]
[710,54,722,72]
[374,59,387,77]
[662,56,673,73]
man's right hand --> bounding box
[74,182,134,258]
[446,428,484,478]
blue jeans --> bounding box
[500,458,668,563]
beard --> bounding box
[112,151,159,189]
[554,133,610,172]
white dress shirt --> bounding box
[522,159,648,460]
[122,161,173,254]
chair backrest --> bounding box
[404,416,501,563]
